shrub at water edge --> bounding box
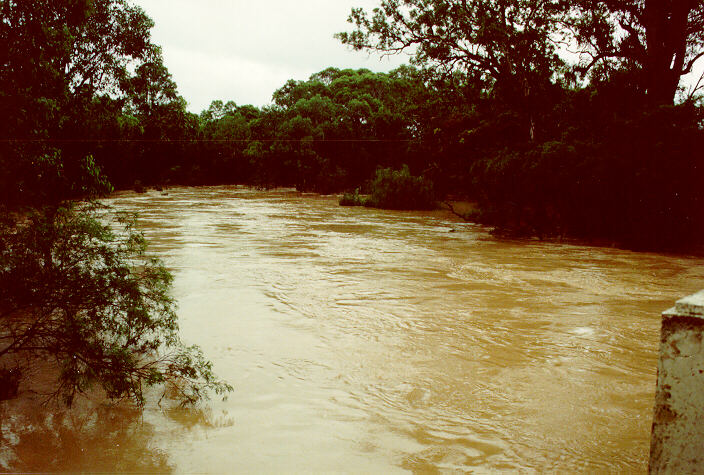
[364,165,437,210]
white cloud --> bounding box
[133,0,408,112]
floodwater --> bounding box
[3,186,704,473]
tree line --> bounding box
[6,1,703,251]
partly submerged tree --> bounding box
[0,0,230,405]
[0,204,231,406]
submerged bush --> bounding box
[0,205,232,406]
[339,188,367,206]
[365,165,437,210]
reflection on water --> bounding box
[4,185,704,472]
[0,396,171,472]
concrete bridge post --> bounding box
[650,290,704,473]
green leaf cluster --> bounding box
[365,165,437,210]
[0,204,231,406]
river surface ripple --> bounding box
[6,186,704,473]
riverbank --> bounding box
[118,183,704,256]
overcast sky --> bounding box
[132,0,408,112]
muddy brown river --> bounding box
[3,186,704,472]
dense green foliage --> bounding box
[346,165,436,210]
[0,0,196,202]
[1,0,148,204]
[192,67,444,192]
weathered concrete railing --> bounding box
[650,290,704,473]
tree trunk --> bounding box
[642,0,694,105]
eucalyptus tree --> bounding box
[196,100,259,184]
[119,46,196,184]
[266,67,439,191]
[339,0,704,107]
[337,0,569,140]
[567,0,704,105]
